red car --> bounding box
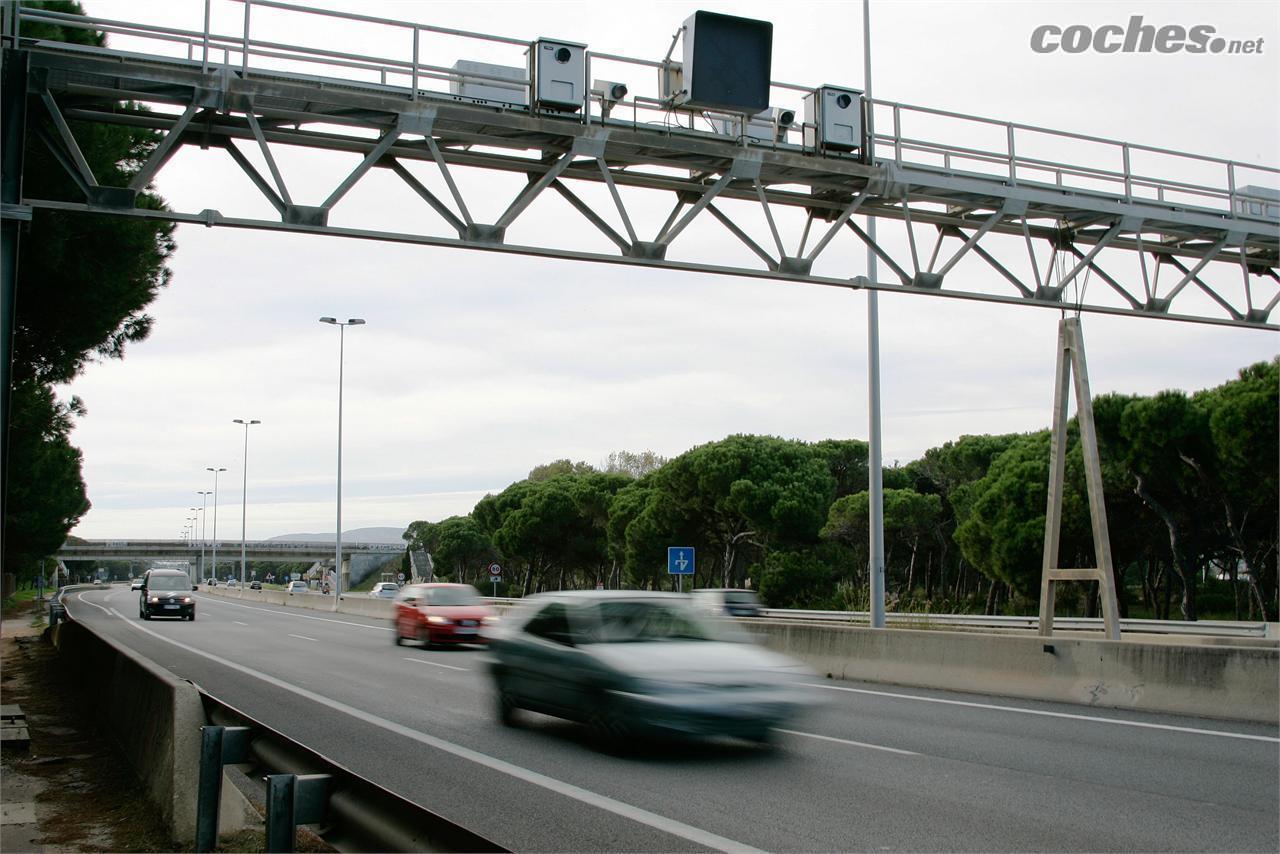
[393,583,497,647]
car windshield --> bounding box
[579,600,719,644]
[377,584,398,592]
[147,576,189,591]
[426,587,480,606]
[724,591,759,605]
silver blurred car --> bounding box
[485,591,817,745]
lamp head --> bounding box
[319,317,337,324]
[347,318,366,325]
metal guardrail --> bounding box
[481,596,1268,638]
[757,608,1272,638]
[198,689,505,852]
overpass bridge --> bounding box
[58,539,404,563]
[57,540,405,585]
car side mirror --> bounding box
[192,584,198,591]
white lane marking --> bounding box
[288,634,319,643]
[73,592,112,615]
[196,596,391,632]
[234,621,249,626]
[403,657,469,672]
[110,611,761,853]
[805,683,1280,744]
[776,728,918,756]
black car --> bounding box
[138,569,196,620]
[249,580,262,590]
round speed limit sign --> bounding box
[488,563,502,578]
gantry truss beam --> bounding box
[6,35,1279,330]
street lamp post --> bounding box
[233,419,260,589]
[207,466,226,581]
[197,490,211,580]
[319,316,365,604]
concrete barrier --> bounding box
[205,587,393,618]
[48,618,205,843]
[743,620,1280,724]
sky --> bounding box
[55,0,1278,540]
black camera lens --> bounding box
[835,93,852,109]
[555,47,571,63]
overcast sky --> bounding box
[59,0,1277,541]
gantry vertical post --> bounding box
[1,44,31,574]
[1038,317,1121,639]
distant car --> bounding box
[369,582,399,599]
[92,578,101,585]
[204,578,217,587]
[249,580,261,590]
[486,591,816,745]
[394,583,495,647]
[690,588,762,618]
[225,579,238,588]
[130,579,144,591]
[138,569,196,621]
[285,581,309,594]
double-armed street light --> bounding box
[207,466,226,580]
[319,317,365,602]
[233,419,261,588]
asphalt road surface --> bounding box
[65,586,1279,852]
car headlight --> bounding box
[482,616,500,624]
[426,615,450,625]
[148,596,159,603]
[180,597,193,604]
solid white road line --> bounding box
[805,682,1280,743]
[288,633,319,642]
[107,609,762,853]
[74,592,112,615]
[403,657,469,672]
[776,728,919,756]
[234,621,249,626]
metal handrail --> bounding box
[16,0,1275,222]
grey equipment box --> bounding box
[530,38,587,112]
[450,60,528,107]
[803,85,864,152]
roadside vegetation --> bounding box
[4,1,174,580]
[406,360,1277,622]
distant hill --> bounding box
[268,526,406,544]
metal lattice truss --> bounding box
[7,20,1280,331]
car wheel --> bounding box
[494,677,518,727]
[393,625,403,646]
[417,627,431,649]
[188,612,196,622]
[142,610,151,621]
[744,726,775,746]
[586,702,632,751]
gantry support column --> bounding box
[1038,317,1121,639]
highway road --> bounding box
[64,586,1278,852]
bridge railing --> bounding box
[15,0,1277,225]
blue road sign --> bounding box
[667,547,695,575]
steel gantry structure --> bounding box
[1,1,1277,602]
[2,0,1276,329]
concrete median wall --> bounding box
[743,620,1279,724]
[48,618,204,843]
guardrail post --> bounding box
[196,725,253,852]
[265,773,331,853]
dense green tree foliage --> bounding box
[4,2,175,577]
[406,359,1276,621]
